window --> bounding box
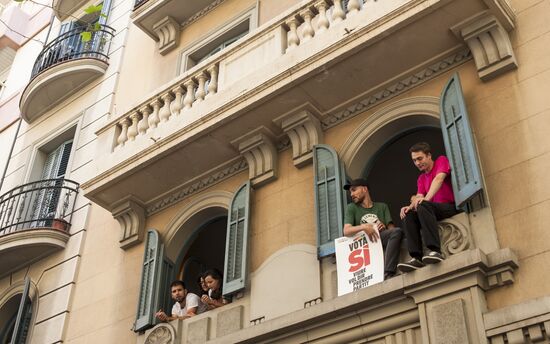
[313,73,483,256]
[134,182,251,332]
[179,8,257,73]
[0,278,33,344]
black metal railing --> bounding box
[31,24,115,78]
[134,0,149,9]
[0,179,79,237]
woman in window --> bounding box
[200,269,229,309]
[197,272,209,296]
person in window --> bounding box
[397,142,459,272]
[197,273,209,296]
[342,179,403,280]
[155,280,207,321]
[200,269,229,309]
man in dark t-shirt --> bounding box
[343,179,403,279]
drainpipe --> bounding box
[0,118,22,193]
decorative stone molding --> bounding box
[274,109,323,168]
[451,12,516,81]
[152,16,181,55]
[144,323,176,344]
[146,158,246,215]
[231,127,278,187]
[438,216,473,257]
[112,197,146,249]
[181,0,226,30]
[485,296,550,344]
[322,49,472,129]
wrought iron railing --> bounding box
[0,179,79,237]
[134,0,149,9]
[31,24,115,78]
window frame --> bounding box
[177,6,258,75]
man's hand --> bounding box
[155,309,168,322]
[400,206,411,219]
[361,223,379,242]
[376,221,386,232]
[411,195,425,210]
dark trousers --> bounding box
[403,201,458,259]
[380,227,403,274]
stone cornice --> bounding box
[321,48,472,129]
[181,0,227,30]
[146,157,247,215]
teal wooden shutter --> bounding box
[440,73,483,208]
[157,245,175,316]
[11,277,32,344]
[134,229,162,332]
[313,144,345,257]
[223,181,251,297]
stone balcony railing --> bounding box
[108,0,410,151]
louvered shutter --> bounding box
[313,144,345,257]
[134,229,162,332]
[223,182,251,297]
[11,277,32,344]
[157,245,175,316]
[440,73,483,208]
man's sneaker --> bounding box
[397,258,425,273]
[422,251,444,264]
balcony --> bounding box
[83,0,514,215]
[0,179,79,277]
[19,24,114,124]
[52,0,89,21]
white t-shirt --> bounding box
[171,293,207,316]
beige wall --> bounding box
[257,0,297,25]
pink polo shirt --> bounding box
[417,156,455,204]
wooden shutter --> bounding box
[134,229,162,332]
[11,277,32,344]
[223,181,251,297]
[440,73,483,208]
[313,144,345,257]
[157,245,174,316]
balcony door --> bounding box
[32,140,73,226]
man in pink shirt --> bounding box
[397,142,459,272]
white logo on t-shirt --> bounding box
[360,213,379,224]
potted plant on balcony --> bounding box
[51,218,69,232]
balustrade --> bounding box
[114,64,219,148]
[114,0,369,149]
[0,179,79,236]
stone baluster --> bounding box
[170,86,184,115]
[149,99,161,128]
[285,16,301,50]
[300,8,315,41]
[117,118,130,147]
[195,72,208,102]
[346,0,361,15]
[206,64,218,97]
[315,0,330,32]
[159,93,173,122]
[332,0,346,23]
[127,112,140,141]
[138,105,151,135]
[183,79,196,109]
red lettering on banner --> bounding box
[348,245,370,272]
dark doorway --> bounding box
[178,216,227,296]
[364,128,445,227]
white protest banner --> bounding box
[335,230,384,296]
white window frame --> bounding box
[177,6,258,75]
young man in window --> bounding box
[397,142,459,272]
[343,179,403,280]
[155,280,207,321]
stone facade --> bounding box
[1,0,550,343]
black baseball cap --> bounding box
[343,178,369,190]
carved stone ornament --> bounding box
[153,16,181,55]
[274,110,323,168]
[112,197,146,249]
[438,216,473,257]
[231,127,278,187]
[144,323,175,344]
[451,11,517,81]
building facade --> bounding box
[0,0,549,343]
